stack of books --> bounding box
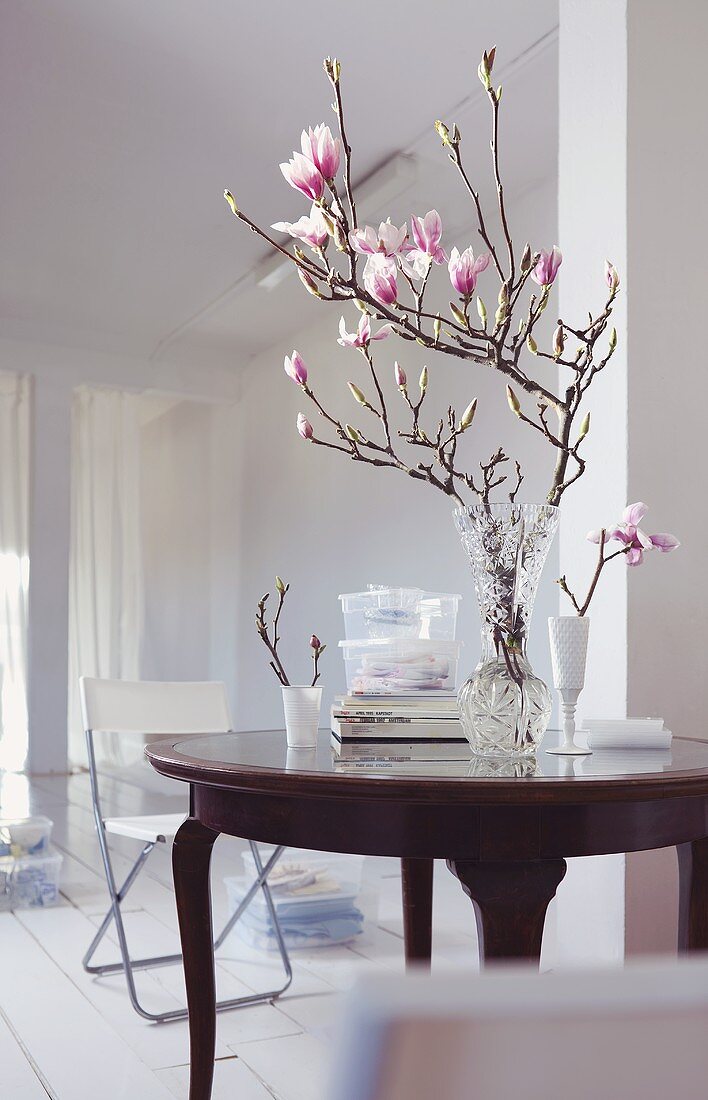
[330,693,469,762]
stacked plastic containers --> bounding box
[0,816,62,910]
[338,586,462,695]
[224,847,365,950]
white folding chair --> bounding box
[79,676,292,1022]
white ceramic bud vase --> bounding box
[282,686,322,749]
[546,616,591,756]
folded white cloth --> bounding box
[583,718,672,751]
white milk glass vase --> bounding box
[546,615,591,756]
[454,503,560,757]
[281,686,322,749]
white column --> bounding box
[624,0,708,953]
[26,375,72,774]
[554,0,629,965]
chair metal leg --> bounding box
[85,835,293,1023]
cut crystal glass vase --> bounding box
[454,503,560,758]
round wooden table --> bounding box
[146,729,708,1100]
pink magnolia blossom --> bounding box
[605,260,620,291]
[448,246,491,298]
[394,361,407,388]
[531,246,563,287]
[402,210,447,278]
[301,124,341,180]
[587,502,680,567]
[348,221,407,258]
[363,255,398,305]
[337,313,393,348]
[296,413,313,440]
[284,350,307,385]
[272,204,329,249]
[279,151,325,202]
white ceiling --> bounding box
[1,0,558,368]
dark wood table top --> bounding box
[146,729,708,805]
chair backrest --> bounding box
[80,677,232,736]
[330,958,708,1100]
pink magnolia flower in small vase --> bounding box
[531,246,563,287]
[272,204,329,249]
[448,246,491,298]
[284,351,308,385]
[587,502,680,567]
[337,314,393,348]
[301,124,341,180]
[363,255,398,305]
[296,413,314,440]
[402,210,447,278]
[348,221,408,258]
[279,152,325,202]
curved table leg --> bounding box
[678,837,708,951]
[447,858,567,965]
[401,857,433,967]
[173,817,220,1100]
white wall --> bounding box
[231,179,560,730]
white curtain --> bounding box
[68,387,144,766]
[0,372,30,771]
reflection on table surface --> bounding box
[164,728,708,781]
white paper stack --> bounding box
[582,718,672,751]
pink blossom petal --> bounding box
[623,502,648,527]
[649,533,680,552]
[607,525,631,544]
[634,526,654,550]
[626,547,644,567]
[586,529,604,544]
[370,323,394,341]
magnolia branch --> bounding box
[225,46,619,507]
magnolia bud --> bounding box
[496,85,503,101]
[498,283,509,306]
[450,302,467,327]
[526,334,538,354]
[345,423,360,442]
[334,223,348,251]
[310,633,321,650]
[605,260,620,291]
[451,123,461,144]
[553,324,565,358]
[495,303,507,326]
[521,243,532,272]
[298,269,322,298]
[354,299,369,314]
[324,56,341,83]
[319,209,336,235]
[578,412,591,441]
[434,120,451,146]
[275,576,286,594]
[297,413,314,440]
[433,314,442,343]
[419,365,428,395]
[609,327,617,350]
[394,361,407,389]
[223,189,239,215]
[506,385,521,417]
[459,398,478,431]
[348,382,370,407]
[476,297,487,327]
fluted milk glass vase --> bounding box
[454,503,560,757]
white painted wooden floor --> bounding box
[0,762,484,1099]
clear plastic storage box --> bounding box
[224,847,366,951]
[0,850,62,911]
[339,637,461,694]
[0,815,53,858]
[339,586,461,641]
